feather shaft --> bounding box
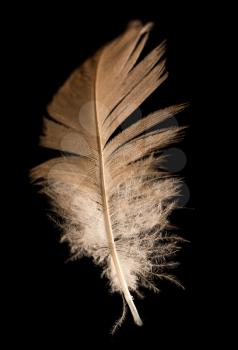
[95,63,143,325]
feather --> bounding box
[31,21,186,330]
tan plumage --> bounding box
[31,21,186,331]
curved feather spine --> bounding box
[94,58,143,325]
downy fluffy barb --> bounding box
[31,21,186,331]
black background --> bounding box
[7,1,218,348]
